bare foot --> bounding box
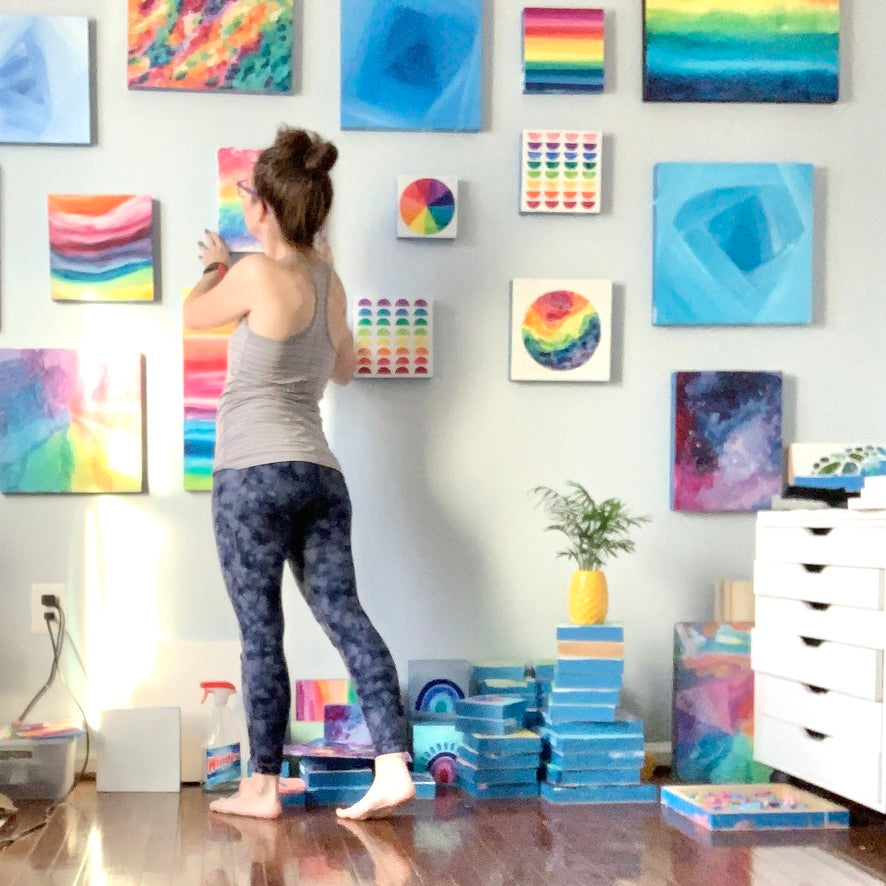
[210,773,282,819]
[335,752,415,820]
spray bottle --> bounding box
[199,680,241,792]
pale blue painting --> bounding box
[340,0,482,131]
[653,163,813,325]
[0,15,91,145]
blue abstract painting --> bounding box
[340,0,482,131]
[0,15,91,145]
[653,163,814,326]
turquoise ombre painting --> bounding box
[653,163,814,326]
[643,0,840,103]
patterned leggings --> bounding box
[212,461,408,775]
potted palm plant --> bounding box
[532,482,649,625]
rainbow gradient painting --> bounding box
[49,195,154,302]
[521,130,602,214]
[0,349,144,494]
[354,298,432,378]
[644,0,840,103]
[672,371,783,512]
[218,147,261,252]
[295,680,357,722]
[127,0,293,93]
[523,8,604,94]
[183,301,236,491]
[510,279,611,382]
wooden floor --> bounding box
[1,780,885,885]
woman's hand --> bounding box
[197,229,231,269]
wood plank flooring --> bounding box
[1,780,885,885]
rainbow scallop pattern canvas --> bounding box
[49,194,154,302]
[397,176,458,238]
[523,8,604,94]
[354,298,432,378]
[218,147,262,252]
[521,130,601,213]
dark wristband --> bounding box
[203,262,229,277]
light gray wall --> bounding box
[1,0,883,743]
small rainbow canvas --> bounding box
[412,723,461,785]
[397,176,458,239]
[510,279,612,382]
[295,679,357,722]
[0,349,144,494]
[354,298,432,378]
[407,659,472,722]
[521,130,602,213]
[218,148,262,252]
[49,195,155,302]
[523,8,604,94]
[127,0,293,93]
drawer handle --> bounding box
[802,683,828,695]
[804,728,829,741]
[808,527,833,537]
[802,564,826,573]
[800,636,824,647]
[804,601,831,612]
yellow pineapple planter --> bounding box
[568,569,609,625]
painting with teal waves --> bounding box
[653,163,813,326]
[0,15,91,144]
[643,0,839,103]
[673,622,772,783]
[788,443,886,493]
[340,0,482,130]
[672,371,783,512]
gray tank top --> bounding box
[213,262,342,474]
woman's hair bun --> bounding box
[305,141,338,174]
[272,126,337,175]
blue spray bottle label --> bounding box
[205,742,241,789]
[200,680,242,792]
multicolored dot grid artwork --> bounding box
[522,7,605,94]
[354,298,433,378]
[217,147,261,252]
[520,129,602,214]
[510,279,612,382]
[397,176,458,238]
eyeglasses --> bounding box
[236,179,258,199]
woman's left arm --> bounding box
[184,230,255,329]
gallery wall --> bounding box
[1,0,883,746]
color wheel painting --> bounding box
[49,195,155,302]
[0,349,144,494]
[672,371,783,512]
[218,148,261,252]
[673,622,772,783]
[644,0,840,103]
[510,279,611,382]
[397,176,458,238]
[520,130,602,214]
[127,0,293,93]
[523,8,605,94]
[354,298,432,377]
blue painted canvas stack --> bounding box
[539,623,657,804]
[299,758,374,807]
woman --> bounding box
[184,127,414,820]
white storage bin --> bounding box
[0,736,76,800]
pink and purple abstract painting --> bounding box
[323,704,372,746]
[0,349,144,493]
[218,147,262,252]
[671,371,783,512]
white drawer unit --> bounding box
[752,509,886,812]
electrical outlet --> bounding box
[31,583,66,634]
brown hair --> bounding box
[252,126,338,248]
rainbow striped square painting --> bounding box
[644,0,840,103]
[218,148,261,252]
[354,298,432,378]
[295,680,357,721]
[127,0,293,93]
[49,195,155,302]
[0,349,144,494]
[523,8,604,94]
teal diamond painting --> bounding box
[653,163,814,325]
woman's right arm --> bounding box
[327,270,357,385]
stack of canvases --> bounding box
[454,695,542,799]
[539,624,658,804]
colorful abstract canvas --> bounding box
[48,195,154,302]
[520,130,601,213]
[653,163,814,325]
[323,704,372,746]
[295,679,357,722]
[788,443,886,493]
[510,279,612,382]
[643,0,840,103]
[673,622,772,784]
[183,300,236,491]
[523,8,604,94]
[354,298,432,378]
[397,176,458,239]
[127,0,293,93]
[412,723,460,784]
[671,371,783,512]
[0,15,91,144]
[0,349,144,493]
[218,148,261,252]
[340,0,482,131]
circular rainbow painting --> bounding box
[522,289,601,370]
[398,177,456,237]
